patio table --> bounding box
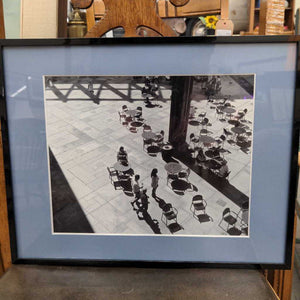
[205,149,220,159]
[231,127,246,135]
[165,162,182,174]
[142,131,156,140]
[206,159,221,170]
[162,144,173,151]
[113,161,131,172]
[198,135,215,144]
[130,121,143,127]
[171,179,191,191]
[126,109,138,117]
[189,120,200,126]
[221,107,236,114]
[147,145,161,154]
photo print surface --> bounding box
[44,74,255,236]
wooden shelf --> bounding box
[248,0,295,34]
[254,7,292,11]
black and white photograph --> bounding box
[44,74,255,236]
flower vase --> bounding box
[206,28,215,36]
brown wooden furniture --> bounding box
[157,0,221,18]
[84,0,222,27]
[264,213,297,300]
[247,0,295,34]
[0,0,10,275]
[57,0,68,37]
[0,122,11,273]
[82,0,232,37]
[0,0,4,39]
[71,0,177,37]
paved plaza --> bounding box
[44,75,254,236]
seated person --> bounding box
[155,130,164,145]
[196,147,207,167]
[117,146,128,163]
[159,130,164,138]
[134,106,142,119]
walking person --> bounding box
[139,189,149,212]
[136,189,149,220]
[117,146,128,164]
[131,174,143,210]
[88,80,94,95]
[151,168,159,198]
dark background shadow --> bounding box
[49,148,94,233]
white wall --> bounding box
[3,0,21,38]
[20,0,58,38]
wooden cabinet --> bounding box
[247,0,295,34]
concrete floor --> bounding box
[0,265,278,300]
[44,75,253,236]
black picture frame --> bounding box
[0,36,299,269]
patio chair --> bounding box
[190,195,213,223]
[198,112,206,121]
[161,203,183,234]
[118,112,129,126]
[215,108,224,120]
[143,125,152,132]
[107,167,123,190]
[190,195,206,215]
[147,147,158,157]
[218,208,241,236]
[199,128,209,135]
[238,201,249,234]
[125,116,133,125]
[167,174,178,187]
[107,166,118,184]
[189,133,199,149]
[200,118,209,129]
[143,138,153,151]
[129,127,138,133]
[218,147,230,158]
[112,179,123,190]
[135,106,143,119]
[223,128,232,138]
[118,111,126,123]
[117,172,130,182]
[122,105,128,112]
[161,203,177,224]
[154,132,164,146]
[216,135,226,147]
[234,112,245,121]
[178,168,190,182]
[216,170,230,180]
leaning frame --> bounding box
[0,36,299,269]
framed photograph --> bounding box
[0,36,298,268]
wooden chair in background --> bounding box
[71,0,184,37]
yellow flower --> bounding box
[204,15,219,30]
